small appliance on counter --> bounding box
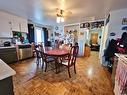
[3,41,11,47]
[11,37,21,44]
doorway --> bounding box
[90,33,98,44]
[89,28,102,51]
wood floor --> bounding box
[9,51,114,95]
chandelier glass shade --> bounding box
[56,15,64,23]
[61,17,64,22]
[56,9,64,23]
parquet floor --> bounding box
[9,51,114,95]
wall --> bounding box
[99,25,108,65]
[64,24,80,33]
[107,8,127,40]
[100,8,127,65]
[53,25,64,40]
[0,38,12,46]
[64,24,80,44]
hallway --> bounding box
[10,51,114,95]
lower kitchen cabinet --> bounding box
[0,47,18,64]
[0,76,14,95]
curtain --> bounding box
[27,24,35,43]
[43,27,49,46]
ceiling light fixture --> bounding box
[56,9,64,23]
[56,8,72,23]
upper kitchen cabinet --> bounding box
[20,18,28,33]
[12,16,28,33]
[0,11,28,38]
[0,11,13,38]
[11,15,20,32]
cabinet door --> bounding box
[0,48,18,64]
[20,18,28,33]
[0,13,12,37]
[11,15,20,32]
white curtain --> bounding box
[34,27,44,44]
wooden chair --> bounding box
[60,45,79,78]
[40,52,55,72]
[33,44,44,65]
[34,46,42,65]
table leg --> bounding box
[55,57,61,74]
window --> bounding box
[35,27,44,43]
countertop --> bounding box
[15,44,31,46]
[0,44,31,49]
[0,59,16,80]
[0,46,16,49]
[0,43,32,48]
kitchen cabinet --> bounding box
[0,47,18,64]
[16,44,33,60]
[11,15,21,32]
[11,15,28,33]
[0,11,28,38]
[0,12,13,37]
[0,76,14,95]
[0,59,16,95]
[111,56,118,86]
[20,18,28,33]
[84,44,91,57]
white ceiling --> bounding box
[0,0,127,25]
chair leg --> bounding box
[68,67,71,78]
[45,63,47,72]
[36,58,39,65]
[39,59,41,65]
[74,64,76,74]
[41,60,44,69]
[55,62,58,73]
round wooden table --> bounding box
[44,48,69,73]
[44,48,69,56]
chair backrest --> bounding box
[68,46,79,66]
[34,44,44,58]
[38,44,44,52]
[40,51,49,63]
[34,49,41,58]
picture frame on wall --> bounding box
[91,22,98,29]
[80,23,90,28]
[80,23,84,28]
[84,23,90,28]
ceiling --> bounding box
[0,0,127,25]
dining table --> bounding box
[44,47,70,73]
[44,48,69,56]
